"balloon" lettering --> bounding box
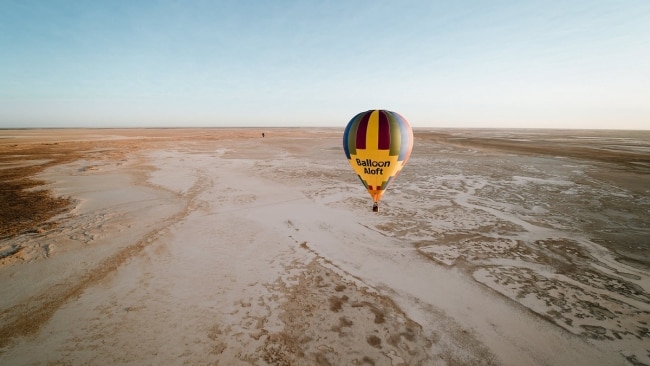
[355,158,391,168]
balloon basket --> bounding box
[372,203,379,212]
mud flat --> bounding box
[1,128,648,365]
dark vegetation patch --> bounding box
[0,144,81,238]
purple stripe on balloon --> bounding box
[378,111,390,150]
[356,111,370,149]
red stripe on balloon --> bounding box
[356,112,370,149]
[378,111,390,150]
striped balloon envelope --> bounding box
[343,110,413,210]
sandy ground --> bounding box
[1,128,649,365]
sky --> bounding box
[1,0,649,129]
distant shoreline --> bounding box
[2,126,650,132]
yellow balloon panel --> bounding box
[347,149,405,202]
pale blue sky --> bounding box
[1,0,648,129]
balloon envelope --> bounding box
[343,110,413,204]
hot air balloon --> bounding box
[343,110,413,212]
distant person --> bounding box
[262,133,265,138]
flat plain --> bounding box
[1,128,649,365]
